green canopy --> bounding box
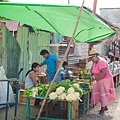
[0,2,115,42]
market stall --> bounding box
[23,79,91,120]
[0,1,118,120]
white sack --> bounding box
[0,66,15,108]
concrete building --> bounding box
[100,8,120,28]
[100,8,120,58]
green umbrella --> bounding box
[0,2,115,42]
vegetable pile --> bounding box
[24,84,49,97]
[24,80,84,102]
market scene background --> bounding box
[0,0,120,120]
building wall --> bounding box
[16,27,50,82]
[0,22,21,78]
[100,8,120,27]
[100,8,120,57]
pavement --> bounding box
[0,86,120,120]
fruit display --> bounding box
[24,80,84,102]
[79,69,90,79]
[37,72,46,76]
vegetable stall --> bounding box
[24,80,91,120]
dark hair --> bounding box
[40,49,49,55]
[63,61,68,67]
[26,62,39,77]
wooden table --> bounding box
[25,96,73,120]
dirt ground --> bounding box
[0,86,120,120]
[80,85,120,120]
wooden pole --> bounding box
[88,0,97,53]
[36,1,85,120]
[67,0,70,62]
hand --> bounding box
[91,75,96,81]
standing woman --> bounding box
[88,49,116,114]
[25,62,40,108]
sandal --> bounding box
[104,106,108,111]
[98,106,108,112]
[98,110,104,115]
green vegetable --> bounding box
[23,88,32,96]
[49,82,57,92]
[58,80,70,89]
[75,88,83,97]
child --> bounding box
[61,61,71,80]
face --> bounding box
[64,65,68,70]
[90,55,98,62]
[43,53,49,58]
[33,66,40,72]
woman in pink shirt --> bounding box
[88,49,116,115]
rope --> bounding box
[36,1,85,119]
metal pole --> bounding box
[92,0,97,14]
[68,102,72,120]
[88,0,97,53]
[14,81,19,120]
[5,81,10,120]
[68,0,70,4]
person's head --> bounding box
[26,62,40,77]
[40,49,49,58]
[109,55,114,62]
[88,49,99,62]
[31,62,40,72]
[63,61,68,70]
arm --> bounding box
[39,63,44,67]
[94,67,107,80]
[90,68,93,75]
[29,72,38,85]
[61,74,66,80]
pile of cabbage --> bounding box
[24,80,83,102]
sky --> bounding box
[9,0,120,14]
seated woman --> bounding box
[25,62,40,108]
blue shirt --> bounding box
[60,67,70,79]
[60,67,67,75]
[42,54,58,74]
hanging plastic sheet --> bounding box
[0,66,15,108]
